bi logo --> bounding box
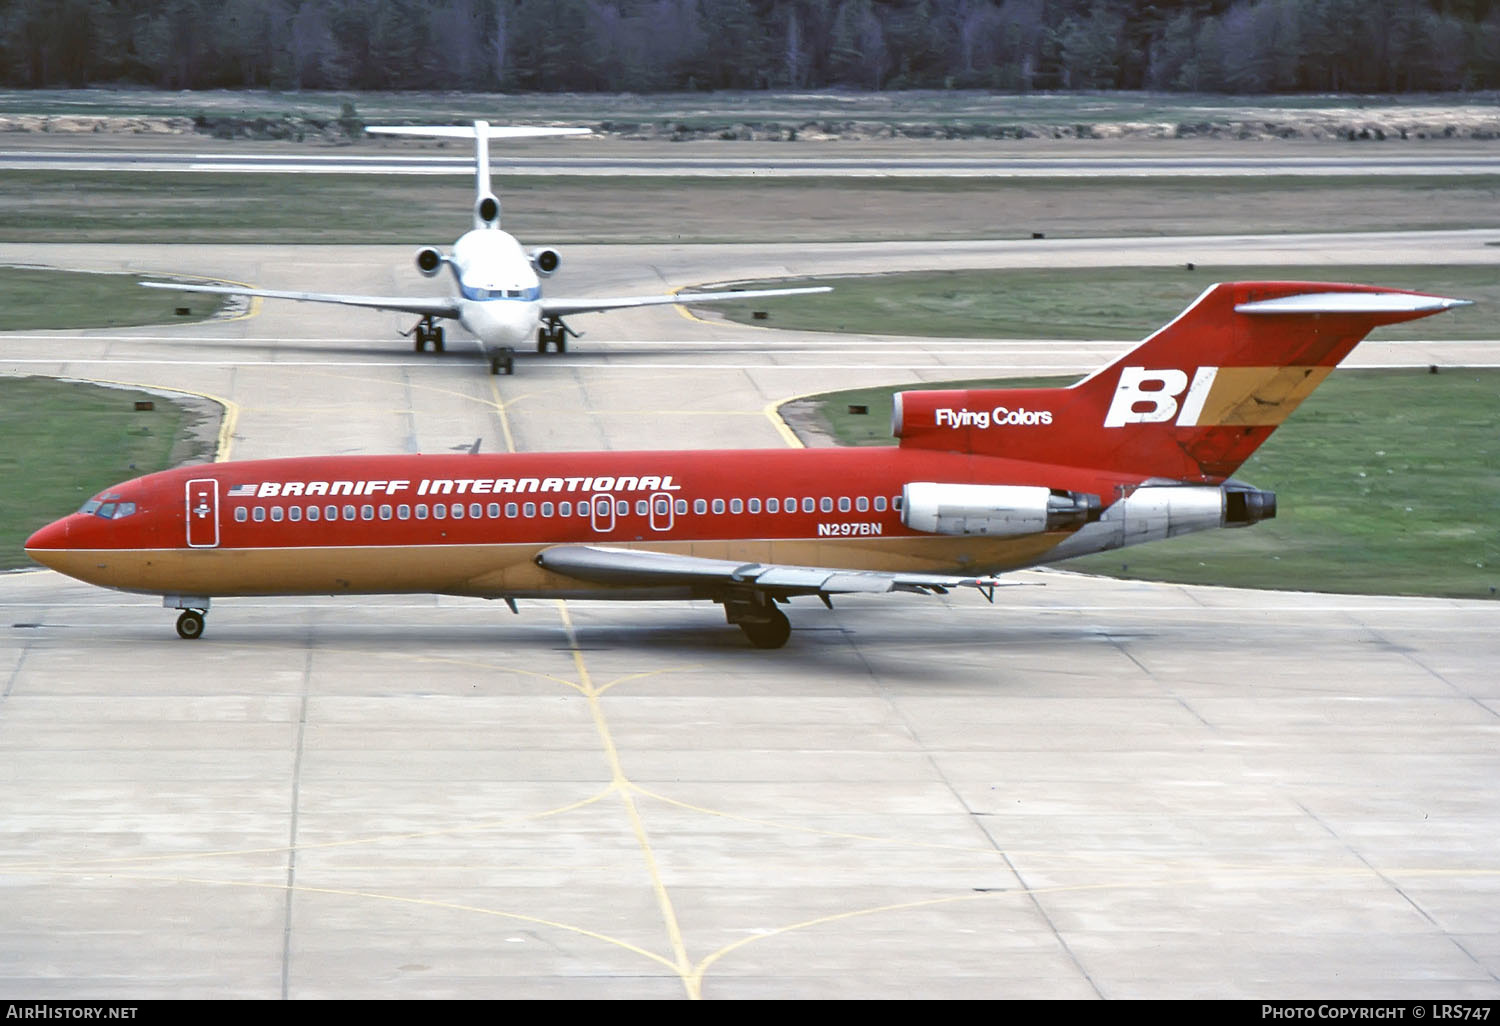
[1104,366,1220,429]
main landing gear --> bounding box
[720,592,793,649]
[165,595,211,640]
[407,315,445,353]
[536,317,575,354]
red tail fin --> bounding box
[895,281,1467,481]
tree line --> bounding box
[5,0,1500,94]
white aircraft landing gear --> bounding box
[536,318,573,354]
[165,595,211,640]
[489,348,515,375]
[408,316,445,353]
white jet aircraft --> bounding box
[143,121,830,375]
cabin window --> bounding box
[359,505,373,521]
[397,505,410,520]
[469,503,482,519]
[523,502,536,518]
[838,497,850,512]
[893,495,903,511]
[252,507,266,522]
[559,501,572,517]
[433,504,446,519]
[785,496,797,511]
[693,498,707,514]
[730,498,743,514]
[874,496,887,512]
[488,503,501,518]
[711,498,725,514]
[235,507,247,522]
[307,506,321,522]
[616,500,628,516]
[325,505,338,521]
[636,500,648,516]
[820,497,833,513]
[802,498,815,513]
[505,502,518,518]
[288,506,302,522]
[577,504,590,518]
[450,503,464,519]
[675,499,687,514]
[654,498,670,516]
[856,496,869,512]
[541,502,554,517]
[748,498,761,514]
[380,505,393,520]
[271,506,284,522]
[766,498,778,514]
[415,504,428,520]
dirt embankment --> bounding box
[4,104,1500,143]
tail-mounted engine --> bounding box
[529,247,561,277]
[476,192,501,226]
[1223,480,1277,526]
[414,247,445,278]
[902,482,1101,537]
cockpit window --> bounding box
[80,495,136,519]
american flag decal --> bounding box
[227,484,258,497]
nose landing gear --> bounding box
[165,595,212,640]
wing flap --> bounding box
[535,545,997,598]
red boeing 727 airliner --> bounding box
[25,281,1467,647]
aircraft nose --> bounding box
[24,517,70,570]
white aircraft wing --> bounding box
[140,281,461,319]
[535,544,999,600]
[541,285,830,319]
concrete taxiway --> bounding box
[1,236,1497,999]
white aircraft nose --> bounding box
[460,299,539,348]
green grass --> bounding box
[0,378,219,570]
[792,369,1500,600]
[3,171,1498,244]
[0,267,226,329]
[717,265,1500,341]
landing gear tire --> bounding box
[537,324,568,354]
[176,610,206,640]
[490,349,515,376]
[412,318,444,354]
[430,326,445,353]
[739,606,791,649]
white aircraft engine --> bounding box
[529,248,562,277]
[414,248,445,277]
[902,482,1101,537]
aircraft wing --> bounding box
[535,544,999,600]
[540,285,830,319]
[140,282,461,319]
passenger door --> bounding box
[185,479,220,548]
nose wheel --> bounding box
[489,348,515,375]
[175,609,206,640]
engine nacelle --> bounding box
[902,482,1101,537]
[529,247,561,277]
[476,193,501,226]
[414,247,445,277]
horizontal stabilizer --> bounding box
[365,125,591,140]
[1236,292,1471,315]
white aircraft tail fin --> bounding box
[365,121,591,229]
